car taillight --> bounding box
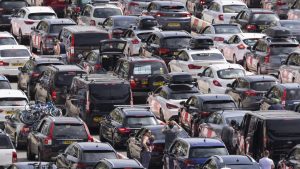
[44,123,54,145]
[166,103,179,109]
[244,90,257,96]
[281,89,287,106]
[118,128,131,134]
[90,20,96,26]
[156,12,166,17]
[159,48,170,55]
[24,20,34,25]
[276,0,286,5]
[129,2,139,6]
[188,64,202,69]
[130,79,136,89]
[86,91,90,113]
[182,12,191,17]
[0,61,9,66]
[94,63,102,71]
[218,14,224,21]
[184,159,194,167]
[76,163,87,169]
[113,29,123,34]
[237,44,245,49]
[246,24,257,31]
[213,80,222,87]
[51,90,57,101]
[31,72,40,78]
[199,0,205,4]
[214,37,224,41]
[12,151,17,163]
[131,39,139,44]
[153,144,164,152]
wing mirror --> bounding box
[227,83,232,88]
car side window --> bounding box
[188,97,198,107]
[241,11,250,20]
[233,36,240,43]
[203,68,213,78]
[24,60,34,72]
[170,141,180,154]
[73,146,79,158]
[228,36,235,44]
[204,159,217,169]
[16,9,25,18]
[153,36,160,45]
[119,61,129,79]
[95,162,109,169]
[207,113,216,123]
[247,116,257,137]
[87,52,98,64]
[83,6,91,16]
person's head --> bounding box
[264,150,270,157]
[144,129,152,137]
[230,120,237,127]
[168,120,176,129]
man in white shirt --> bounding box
[259,150,275,169]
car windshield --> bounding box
[0,1,27,9]
[150,128,189,140]
[0,37,17,45]
[93,8,122,18]
[28,13,56,20]
[133,62,167,75]
[214,25,241,34]
[0,49,31,57]
[82,151,117,162]
[0,136,13,149]
[281,22,300,29]
[222,5,246,13]
[53,124,87,139]
[270,45,298,55]
[217,69,245,79]
[243,38,259,46]
[191,53,224,61]
[0,81,11,89]
[286,88,300,100]
[50,24,74,33]
[189,146,228,158]
[160,5,186,12]
[125,116,158,128]
[55,71,86,87]
[114,18,138,28]
[252,13,279,22]
[0,98,27,106]
[203,101,236,111]
[250,81,276,91]
[267,119,300,137]
[163,37,191,49]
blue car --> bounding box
[163,138,229,169]
[202,155,260,169]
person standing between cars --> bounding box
[259,150,275,169]
[162,120,182,151]
[221,120,236,154]
[141,129,153,169]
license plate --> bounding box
[93,116,102,122]
[63,140,74,144]
[174,52,179,55]
[5,111,15,115]
[168,22,180,27]
[259,25,268,30]
[142,80,148,85]
[153,81,164,86]
[12,63,23,66]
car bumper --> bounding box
[210,87,227,94]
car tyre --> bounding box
[27,143,35,160]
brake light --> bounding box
[94,63,102,71]
[158,48,170,55]
[188,64,202,69]
[0,61,9,66]
[246,24,257,31]
[182,13,191,17]
[90,20,96,26]
[31,72,40,78]
[130,79,136,89]
[46,36,53,43]
[12,151,17,163]
[156,12,166,17]
[166,103,179,109]
[131,39,139,44]
[281,89,287,106]
[237,44,245,49]
[153,144,164,152]
[24,20,34,25]
[244,90,257,96]
[113,29,123,34]
[213,80,222,87]
[86,91,90,113]
[44,123,54,145]
[184,159,194,167]
[214,37,224,41]
[70,34,75,57]
[118,128,131,134]
[51,90,57,101]
[129,2,139,6]
[218,14,224,21]
[199,0,205,4]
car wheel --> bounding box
[160,109,165,122]
[18,30,23,44]
[27,144,35,160]
[99,125,105,142]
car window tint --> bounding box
[0,81,11,89]
[0,49,31,57]
[125,116,158,127]
[189,146,228,158]
[0,37,17,45]
[191,53,224,61]
[82,151,117,162]
[53,124,87,139]
[0,136,13,149]
[250,81,276,91]
[28,13,56,20]
[93,8,122,18]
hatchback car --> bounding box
[27,116,93,161]
[202,155,260,169]
[94,159,144,169]
[0,129,17,168]
[0,89,28,115]
[279,50,300,84]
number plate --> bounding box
[93,116,102,122]
[12,63,23,66]
[5,111,14,115]
[63,140,74,144]
[168,22,180,27]
[259,25,268,30]
[153,81,164,86]
[142,80,148,85]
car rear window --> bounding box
[191,53,224,61]
[0,81,11,89]
[74,33,109,47]
[163,37,191,49]
[280,22,300,29]
[114,18,138,28]
[222,5,246,13]
[0,37,17,45]
[0,136,13,149]
[160,5,186,12]
[35,63,64,72]
[28,13,56,20]
[217,69,245,79]
[151,128,189,140]
[203,101,236,111]
[270,45,298,55]
[0,1,27,9]
[243,38,259,46]
[189,146,228,158]
[214,25,241,34]
[267,119,300,137]
[250,81,276,91]
[55,71,86,87]
[252,13,279,22]
[0,49,30,57]
[93,8,122,18]
[82,151,117,162]
[133,62,167,75]
[50,24,75,33]
[89,83,130,100]
[125,116,158,128]
[286,88,300,100]
[53,124,87,139]
[0,97,27,106]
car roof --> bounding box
[215,155,256,164]
[103,159,143,168]
[237,33,266,39]
[76,142,114,151]
[50,65,84,72]
[196,94,234,101]
[154,31,191,38]
[247,110,300,120]
[277,83,300,89]
[119,108,154,116]
[63,25,108,33]
[242,75,277,82]
[0,31,14,38]
[185,48,222,55]
[152,1,184,6]
[124,56,164,62]
[49,117,84,124]
[0,45,29,50]
[23,6,55,13]
[0,89,27,99]
[178,138,225,147]
[209,64,244,71]
[213,0,246,6]
[41,18,76,25]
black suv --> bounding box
[27,116,93,161]
[65,74,131,128]
[34,65,86,109]
[0,0,28,28]
[99,106,160,147]
[17,57,64,100]
[237,110,300,162]
[113,56,169,103]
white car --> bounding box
[79,3,123,26]
[168,48,228,76]
[10,6,57,44]
[0,45,31,76]
[0,130,17,167]
[0,89,28,115]
[217,33,265,64]
[0,32,18,45]
[202,0,247,24]
[197,63,246,94]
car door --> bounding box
[143,34,155,57]
[246,41,264,71]
[11,9,26,36]
[288,0,300,20]
[177,51,190,73]
[79,6,91,25]
[37,22,49,50]
[280,53,299,83]
[226,78,248,104]
[223,35,236,61]
[165,140,180,169]
[56,145,74,168]
[235,11,250,29]
[4,114,17,140]
[180,97,199,129]
[174,142,189,169]
[198,67,213,93]
[201,26,213,39]
[286,149,300,169]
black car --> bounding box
[0,0,28,28]
[202,155,260,169]
[260,83,300,111]
[17,57,64,100]
[231,8,279,33]
[270,20,300,42]
[99,106,160,147]
[113,56,169,102]
[34,65,86,109]
[7,162,57,169]
[27,116,93,161]
[94,159,144,169]
[127,125,189,167]
[65,74,131,128]
[142,31,192,64]
[226,75,278,110]
[56,142,118,169]
[30,18,76,54]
